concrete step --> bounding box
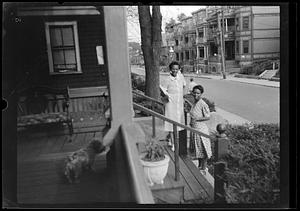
[259,69,278,79]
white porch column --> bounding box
[103,6,134,146]
[225,18,228,32]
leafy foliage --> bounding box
[142,141,166,162]
[240,59,279,76]
[209,123,280,204]
[183,93,216,113]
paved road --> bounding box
[166,75,280,124]
[131,66,279,124]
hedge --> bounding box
[208,123,280,204]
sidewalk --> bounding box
[183,73,279,88]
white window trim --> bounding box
[45,21,82,75]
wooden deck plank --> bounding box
[164,145,197,201]
[72,133,86,147]
[83,131,95,145]
[164,142,210,202]
[54,135,68,153]
[17,154,112,204]
[38,135,61,155]
[60,134,79,153]
[181,156,214,200]
[18,136,53,162]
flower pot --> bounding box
[140,154,170,186]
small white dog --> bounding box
[64,138,107,183]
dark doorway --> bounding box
[225,41,235,60]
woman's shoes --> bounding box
[199,167,208,175]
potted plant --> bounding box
[140,140,170,186]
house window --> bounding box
[185,51,189,60]
[243,40,249,53]
[236,17,240,31]
[185,36,189,43]
[236,40,239,53]
[45,21,82,74]
[198,31,204,38]
[242,16,249,30]
[176,53,179,61]
[199,47,204,58]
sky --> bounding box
[127,6,206,43]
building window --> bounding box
[181,52,184,61]
[242,16,249,30]
[185,36,189,43]
[198,31,204,38]
[243,40,249,53]
[176,53,179,61]
[199,47,204,58]
[185,51,189,60]
[236,40,239,53]
[175,39,179,46]
[45,21,82,74]
[236,17,240,31]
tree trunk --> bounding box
[138,6,162,100]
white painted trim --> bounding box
[45,21,82,75]
[17,6,100,16]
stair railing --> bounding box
[132,92,230,203]
[133,102,212,181]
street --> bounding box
[131,66,279,124]
[163,75,280,124]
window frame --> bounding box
[199,46,204,58]
[243,40,249,54]
[185,36,189,44]
[242,16,249,30]
[236,40,239,54]
[236,17,240,31]
[45,21,82,75]
[185,51,189,60]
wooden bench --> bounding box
[17,85,73,140]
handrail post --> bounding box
[152,116,156,138]
[173,124,180,181]
[179,110,188,156]
[214,123,229,204]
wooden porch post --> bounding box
[102,6,135,193]
[173,124,180,181]
[214,123,229,204]
[102,6,134,146]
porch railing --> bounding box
[133,101,230,203]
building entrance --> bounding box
[225,41,235,60]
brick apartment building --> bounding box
[164,6,280,74]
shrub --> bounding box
[208,123,280,204]
[142,141,166,162]
[202,97,216,112]
[184,94,216,113]
[131,73,145,92]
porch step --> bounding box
[151,184,185,204]
[259,69,278,79]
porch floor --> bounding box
[17,128,116,207]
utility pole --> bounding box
[218,8,226,79]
